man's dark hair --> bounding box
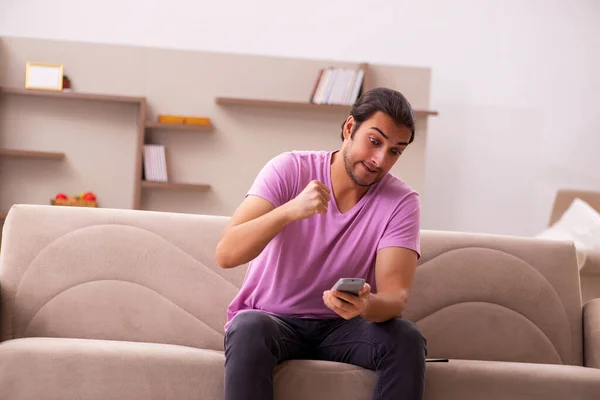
[341,87,415,143]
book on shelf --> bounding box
[310,66,365,106]
[143,144,168,182]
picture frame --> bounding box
[25,62,64,91]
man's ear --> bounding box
[343,116,355,140]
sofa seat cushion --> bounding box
[274,359,377,399]
[2,338,600,400]
[0,337,224,400]
[276,358,600,400]
[424,359,600,400]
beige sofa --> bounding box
[1,204,599,400]
[550,189,600,304]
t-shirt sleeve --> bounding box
[377,192,421,258]
[246,152,298,208]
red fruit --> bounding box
[83,192,96,201]
[55,193,67,200]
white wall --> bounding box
[2,0,599,237]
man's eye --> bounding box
[391,149,401,156]
[369,137,379,145]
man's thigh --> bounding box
[315,317,426,370]
[225,311,313,362]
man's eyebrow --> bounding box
[371,127,409,146]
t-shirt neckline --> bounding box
[326,150,376,216]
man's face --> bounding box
[341,111,412,187]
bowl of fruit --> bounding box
[51,191,98,207]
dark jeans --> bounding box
[224,311,427,400]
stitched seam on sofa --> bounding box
[13,223,240,296]
[415,247,574,361]
[415,300,564,363]
[11,223,240,337]
[417,247,571,326]
[20,279,225,340]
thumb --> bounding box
[360,283,371,295]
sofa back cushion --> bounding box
[0,205,246,352]
[0,205,584,366]
[404,230,583,366]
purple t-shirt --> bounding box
[225,150,420,330]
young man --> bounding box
[216,87,427,400]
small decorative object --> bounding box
[51,191,98,207]
[184,116,212,126]
[62,75,72,91]
[158,115,186,124]
[157,114,212,126]
[25,62,64,91]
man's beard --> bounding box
[342,146,380,188]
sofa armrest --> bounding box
[584,298,600,368]
[579,249,600,274]
[578,249,600,304]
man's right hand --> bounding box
[285,180,331,220]
[216,179,330,269]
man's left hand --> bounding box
[323,283,372,320]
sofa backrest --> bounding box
[404,230,583,366]
[0,205,584,366]
[0,205,247,353]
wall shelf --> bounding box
[145,122,213,132]
[0,87,214,213]
[0,87,145,104]
[0,86,148,211]
[215,96,438,117]
[1,42,435,222]
[0,148,66,160]
[141,181,211,191]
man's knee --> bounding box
[225,311,278,349]
[383,318,427,357]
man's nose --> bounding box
[371,150,385,168]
